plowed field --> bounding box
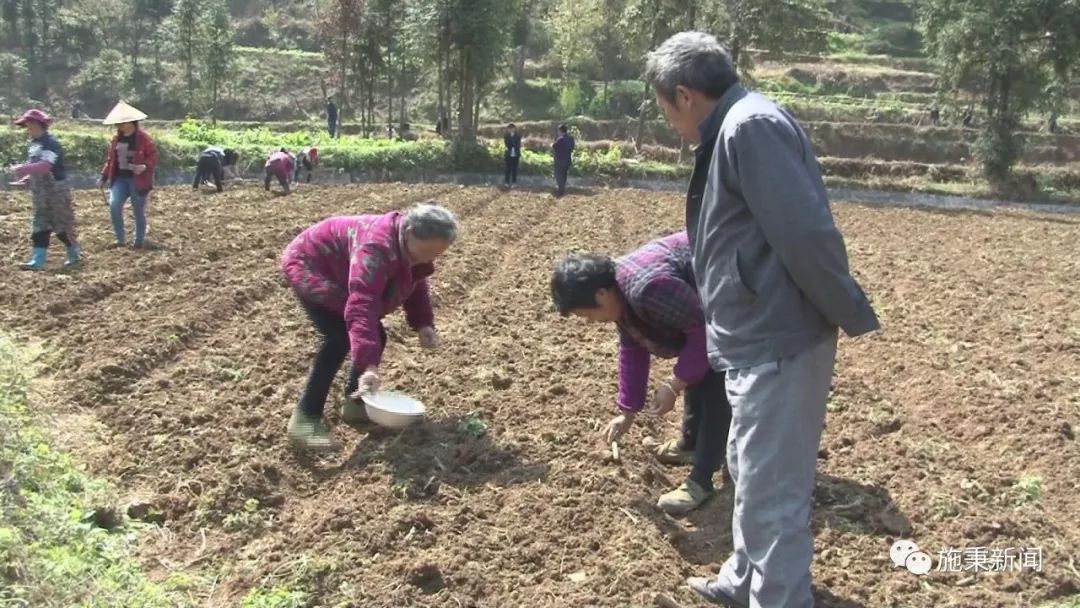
[1,182,1078,607]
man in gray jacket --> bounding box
[645,32,880,607]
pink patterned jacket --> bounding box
[281,211,435,371]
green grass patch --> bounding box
[1012,475,1044,506]
[240,584,309,608]
[0,335,192,607]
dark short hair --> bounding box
[551,253,616,315]
[508,123,516,129]
[223,149,238,165]
[558,124,568,133]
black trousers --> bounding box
[555,163,570,196]
[681,369,733,490]
[193,153,224,192]
[298,299,387,417]
[31,230,73,248]
[264,166,291,193]
[504,156,519,184]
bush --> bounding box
[69,50,131,110]
[586,81,646,119]
[559,81,592,117]
[0,53,29,114]
[864,23,925,57]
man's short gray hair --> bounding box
[645,31,739,104]
[405,202,458,242]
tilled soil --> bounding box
[0,182,1078,607]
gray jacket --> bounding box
[686,84,879,370]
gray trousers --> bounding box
[715,332,838,608]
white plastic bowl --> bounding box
[361,390,426,429]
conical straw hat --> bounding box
[102,101,148,125]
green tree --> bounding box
[0,0,62,99]
[204,0,233,117]
[133,0,175,71]
[428,0,516,142]
[316,0,363,118]
[621,0,685,148]
[0,51,28,111]
[549,0,603,80]
[922,0,1080,183]
[169,0,206,108]
[700,0,830,72]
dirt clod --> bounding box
[407,562,445,593]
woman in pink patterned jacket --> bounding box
[281,203,458,451]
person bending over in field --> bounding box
[264,148,294,194]
[550,231,732,515]
[7,109,80,270]
[280,203,458,451]
[193,146,239,192]
[293,146,320,184]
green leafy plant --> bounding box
[241,585,309,608]
[460,414,488,438]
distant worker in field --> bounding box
[7,109,80,270]
[552,123,575,197]
[399,123,418,142]
[293,146,320,184]
[326,97,338,138]
[551,231,732,516]
[1048,111,1058,134]
[503,123,522,187]
[280,203,458,451]
[962,105,974,128]
[192,146,239,192]
[645,32,880,606]
[438,113,449,138]
[71,100,83,120]
[100,101,158,249]
[264,148,294,194]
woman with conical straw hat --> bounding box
[99,101,158,248]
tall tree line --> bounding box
[0,0,234,113]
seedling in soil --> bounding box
[1012,475,1043,506]
[241,585,308,608]
[460,414,488,438]
[223,497,270,532]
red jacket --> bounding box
[101,128,159,194]
[266,150,295,176]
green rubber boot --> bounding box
[287,408,340,452]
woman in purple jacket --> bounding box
[551,231,732,514]
[281,203,458,451]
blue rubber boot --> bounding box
[65,245,81,267]
[18,247,47,271]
